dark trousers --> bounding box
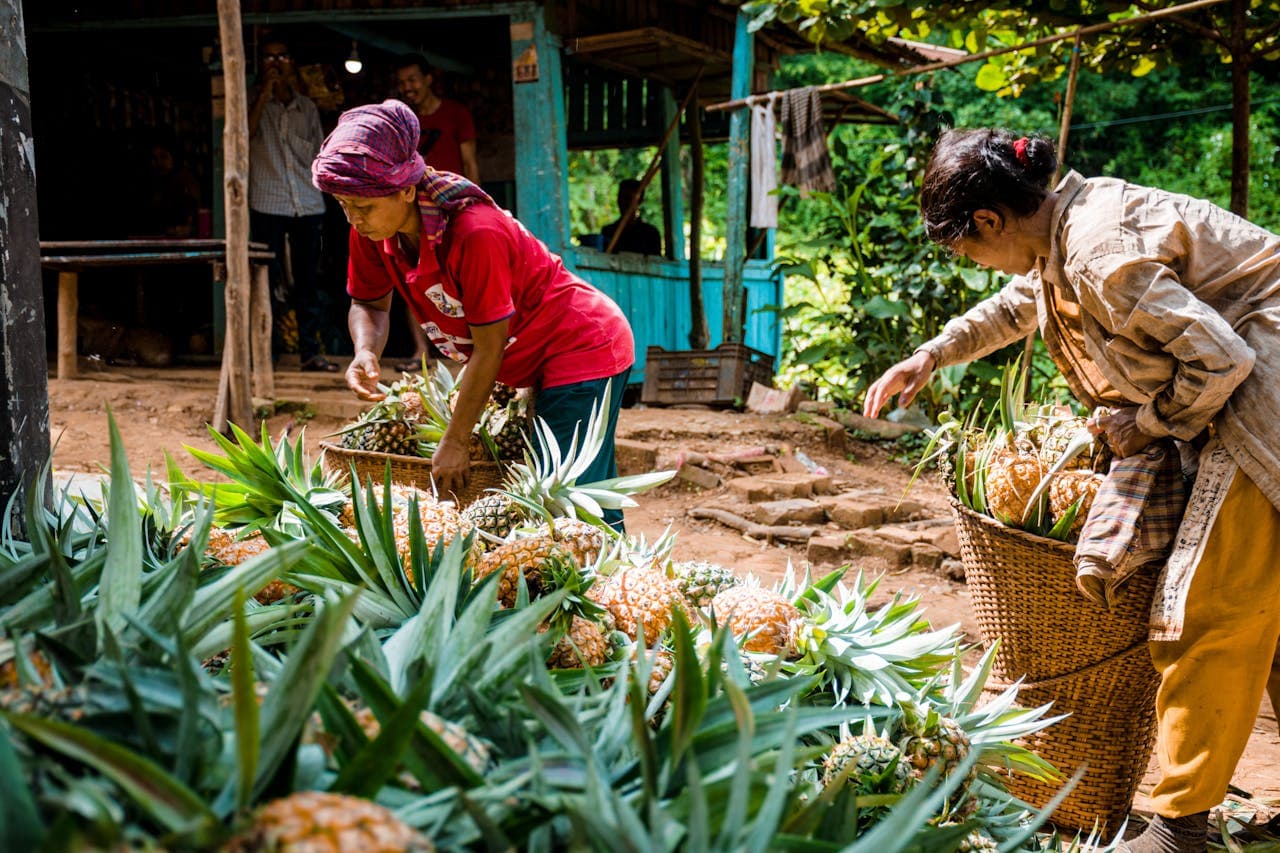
[533,368,630,531]
[250,210,325,362]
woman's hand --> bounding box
[1088,407,1157,457]
[863,350,936,418]
[430,436,471,498]
[346,349,385,401]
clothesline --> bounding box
[704,0,1231,114]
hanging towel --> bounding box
[750,98,778,228]
[778,87,835,195]
[1073,441,1187,610]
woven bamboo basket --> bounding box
[951,498,1160,835]
[319,441,505,506]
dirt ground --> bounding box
[44,359,1279,824]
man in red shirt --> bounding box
[311,101,635,527]
[393,54,481,371]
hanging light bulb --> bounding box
[344,41,363,75]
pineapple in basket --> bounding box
[461,380,673,539]
[337,383,421,456]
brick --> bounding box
[615,438,658,476]
[806,414,847,453]
[911,543,946,570]
[884,498,926,523]
[752,498,826,526]
[807,533,855,564]
[846,531,913,567]
[677,463,721,490]
[726,472,833,503]
[870,525,920,546]
[917,524,960,558]
[835,410,923,440]
[824,498,885,530]
[746,382,803,414]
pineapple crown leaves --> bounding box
[1018,427,1096,526]
[539,554,607,632]
[183,422,347,530]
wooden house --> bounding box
[25,0,922,385]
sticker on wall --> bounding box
[514,43,539,83]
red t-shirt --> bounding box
[347,204,634,390]
[416,100,476,175]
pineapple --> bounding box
[1037,415,1096,471]
[1049,470,1103,534]
[543,616,612,669]
[983,447,1044,525]
[710,585,800,657]
[205,527,298,604]
[490,382,519,407]
[637,647,675,695]
[349,706,490,775]
[339,382,420,456]
[669,560,740,609]
[0,649,51,690]
[957,831,999,852]
[460,492,524,540]
[588,565,682,642]
[532,518,608,567]
[229,791,435,852]
[343,484,475,583]
[821,732,911,795]
[474,537,573,607]
[898,706,977,794]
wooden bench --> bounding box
[39,239,274,389]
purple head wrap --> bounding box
[311,100,427,197]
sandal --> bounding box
[301,356,340,373]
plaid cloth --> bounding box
[1075,441,1187,608]
[778,88,835,195]
[311,100,427,197]
[416,169,496,247]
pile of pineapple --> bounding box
[925,366,1111,543]
[336,363,528,464]
[0,409,1102,851]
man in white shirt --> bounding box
[248,38,335,371]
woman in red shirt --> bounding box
[311,101,634,524]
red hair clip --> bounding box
[1013,137,1030,165]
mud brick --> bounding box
[823,497,886,530]
[726,472,834,503]
[746,383,803,414]
[884,498,926,523]
[806,414,847,453]
[807,533,856,564]
[615,439,658,476]
[917,523,960,558]
[677,463,721,490]
[752,498,826,526]
[846,530,913,567]
[911,543,946,570]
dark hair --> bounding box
[617,178,643,204]
[394,54,433,77]
[919,129,1057,245]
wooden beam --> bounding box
[688,84,708,350]
[659,85,685,262]
[1054,31,1084,183]
[214,0,253,433]
[0,1,51,531]
[250,263,275,402]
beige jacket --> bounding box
[919,170,1280,513]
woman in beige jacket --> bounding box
[865,128,1280,853]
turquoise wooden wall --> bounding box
[563,249,783,385]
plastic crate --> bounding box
[641,343,775,407]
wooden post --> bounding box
[687,86,708,350]
[658,86,685,261]
[249,263,274,401]
[56,271,79,379]
[721,8,753,343]
[214,0,253,433]
[0,0,51,530]
[1054,32,1083,183]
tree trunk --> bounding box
[1229,0,1251,217]
[0,1,50,532]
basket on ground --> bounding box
[952,498,1160,836]
[320,441,504,506]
